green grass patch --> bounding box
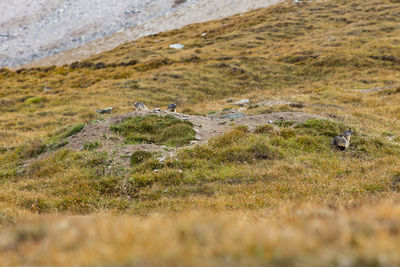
[110,115,196,147]
[83,141,100,151]
[44,123,85,152]
[64,123,85,138]
[294,119,347,137]
[25,97,44,104]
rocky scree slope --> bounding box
[0,0,280,68]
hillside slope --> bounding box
[1,0,280,68]
[1,0,400,266]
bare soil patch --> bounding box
[60,110,324,168]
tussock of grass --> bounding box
[111,115,196,147]
[82,140,100,151]
[130,151,153,166]
[254,124,275,135]
[63,123,85,138]
[294,119,348,137]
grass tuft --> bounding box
[111,115,195,147]
[25,97,44,104]
[130,151,153,166]
[294,119,347,137]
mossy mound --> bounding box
[110,115,196,147]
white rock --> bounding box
[234,99,250,106]
[169,43,184,49]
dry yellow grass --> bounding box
[1,0,400,265]
[2,201,400,266]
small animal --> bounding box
[167,103,177,112]
[134,102,148,111]
[331,130,354,150]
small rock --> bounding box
[201,32,207,36]
[150,108,161,113]
[190,141,198,145]
[234,99,250,106]
[158,156,166,163]
[194,128,199,132]
[220,113,246,119]
[96,107,113,114]
[178,170,183,173]
[169,43,184,49]
[154,169,159,173]
[268,120,273,124]
[195,135,202,141]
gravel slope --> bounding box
[0,0,280,68]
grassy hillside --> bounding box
[1,0,400,265]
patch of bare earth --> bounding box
[59,110,324,168]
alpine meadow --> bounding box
[1,0,400,266]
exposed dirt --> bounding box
[60,110,324,168]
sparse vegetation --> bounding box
[1,0,400,265]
